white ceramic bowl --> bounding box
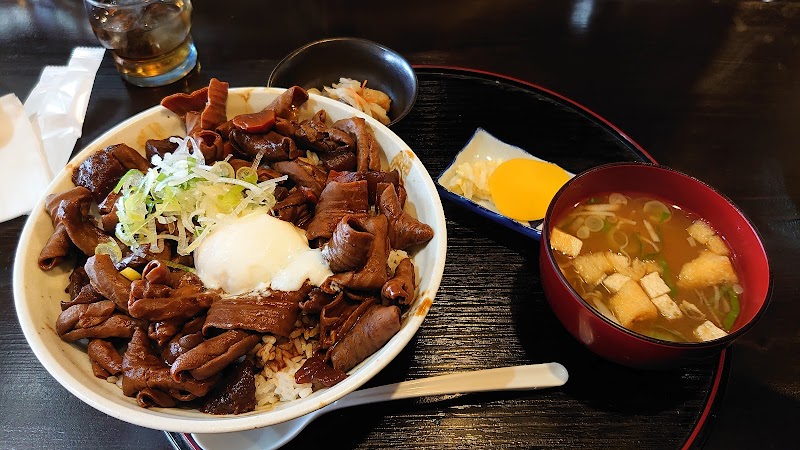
[13,88,447,433]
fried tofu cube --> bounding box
[706,235,731,256]
[694,320,727,341]
[572,252,614,285]
[687,220,715,245]
[651,294,683,320]
[609,280,659,328]
[619,262,645,280]
[602,273,631,293]
[607,252,630,274]
[640,272,672,298]
[677,251,739,289]
[613,255,661,281]
[574,252,656,286]
[550,227,583,258]
[687,219,730,256]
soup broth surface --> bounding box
[551,192,742,342]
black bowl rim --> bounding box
[541,161,773,349]
[267,37,418,126]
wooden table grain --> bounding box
[1,1,798,449]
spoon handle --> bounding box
[328,362,568,412]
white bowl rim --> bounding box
[13,87,447,433]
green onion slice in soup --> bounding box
[722,286,741,331]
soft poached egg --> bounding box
[194,211,332,295]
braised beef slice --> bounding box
[281,110,355,154]
[274,185,290,202]
[295,356,347,389]
[300,289,341,314]
[333,117,382,172]
[323,215,375,273]
[98,191,120,215]
[330,170,406,207]
[163,331,204,366]
[58,308,142,342]
[215,119,236,140]
[87,338,123,377]
[110,143,150,173]
[273,159,327,200]
[39,187,106,270]
[185,110,202,135]
[323,215,390,292]
[92,359,111,378]
[230,129,301,162]
[378,184,434,250]
[170,330,260,381]
[160,86,209,117]
[148,318,185,347]
[99,210,119,234]
[98,191,121,233]
[61,284,105,310]
[67,267,91,300]
[72,147,125,202]
[38,221,71,270]
[271,190,313,228]
[273,116,300,136]
[128,260,218,322]
[330,304,401,372]
[319,296,374,351]
[145,137,180,161]
[318,150,357,172]
[122,328,217,402]
[200,78,229,131]
[264,86,309,121]
[203,286,312,338]
[190,129,224,163]
[382,258,416,306]
[305,180,370,241]
[76,300,116,329]
[137,388,177,408]
[200,358,257,415]
[161,316,206,365]
[56,302,96,336]
[232,109,276,134]
[72,144,146,202]
[85,254,132,313]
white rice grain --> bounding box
[253,323,320,410]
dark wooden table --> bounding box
[1,1,798,449]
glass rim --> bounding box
[84,0,188,8]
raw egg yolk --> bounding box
[488,158,570,221]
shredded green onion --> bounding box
[160,259,197,273]
[114,136,286,255]
[94,240,123,265]
[236,166,258,184]
[656,257,677,295]
[722,286,741,331]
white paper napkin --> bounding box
[0,94,53,222]
[0,47,104,223]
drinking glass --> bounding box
[84,0,198,87]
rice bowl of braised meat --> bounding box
[13,81,446,433]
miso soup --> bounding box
[550,192,742,342]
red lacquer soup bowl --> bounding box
[539,162,772,369]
